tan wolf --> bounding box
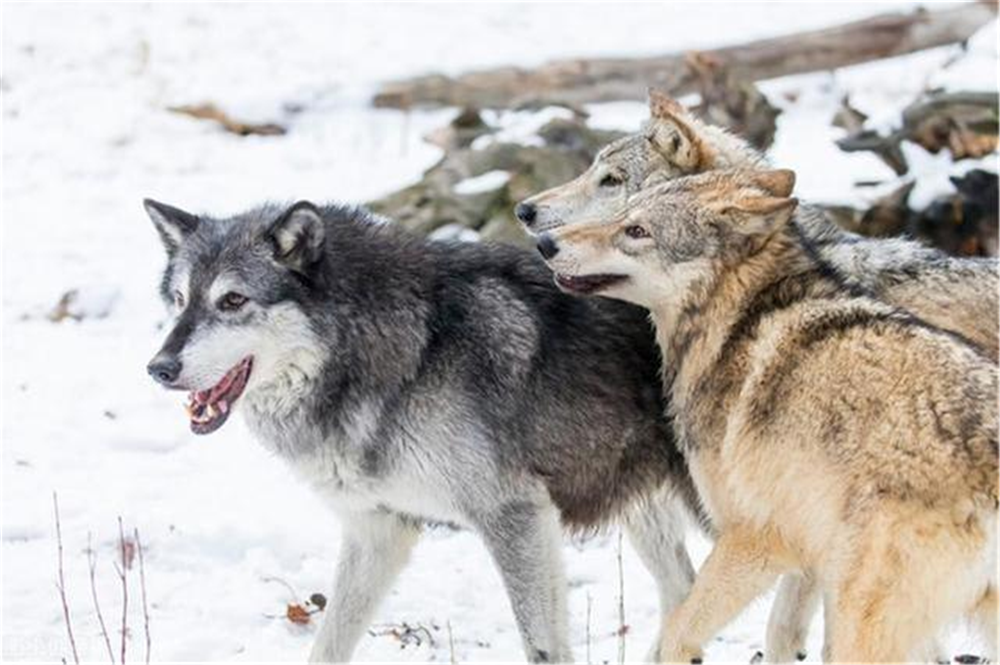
[517,91,998,363]
[520,92,998,660]
[538,167,999,663]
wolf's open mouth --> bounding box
[554,273,627,295]
[185,357,253,435]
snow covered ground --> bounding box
[2,3,996,662]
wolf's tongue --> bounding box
[184,357,253,435]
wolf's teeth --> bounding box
[219,400,229,414]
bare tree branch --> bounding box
[53,492,81,665]
[116,517,128,664]
[87,532,115,663]
[135,528,152,665]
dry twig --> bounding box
[87,533,115,663]
[135,528,151,665]
[115,517,129,664]
[53,492,81,664]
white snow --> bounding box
[471,107,577,149]
[453,170,511,196]
[428,224,482,244]
[2,3,996,663]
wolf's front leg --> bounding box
[623,492,696,662]
[478,500,572,663]
[659,526,785,663]
[764,571,821,662]
[309,511,421,663]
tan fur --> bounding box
[545,169,999,663]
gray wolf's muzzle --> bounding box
[147,310,197,388]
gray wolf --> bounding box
[539,168,999,662]
[142,198,702,662]
[517,91,998,363]
[519,91,999,661]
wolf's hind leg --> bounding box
[478,500,571,663]
[309,511,421,664]
[659,525,787,663]
[764,571,821,662]
[623,492,696,662]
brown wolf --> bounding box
[520,94,998,660]
[517,91,998,363]
[539,168,999,663]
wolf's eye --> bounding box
[624,225,650,240]
[218,292,248,312]
[599,173,624,188]
[173,291,185,309]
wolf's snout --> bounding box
[515,201,537,226]
[147,354,182,386]
[536,233,559,260]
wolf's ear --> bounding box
[269,201,325,273]
[144,199,199,255]
[646,93,708,172]
[719,196,799,232]
[748,169,796,198]
[648,89,686,118]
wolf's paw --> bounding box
[657,641,703,664]
[955,655,990,665]
[764,626,808,662]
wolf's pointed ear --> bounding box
[748,169,796,198]
[720,196,799,231]
[648,88,686,118]
[144,199,199,255]
[269,201,325,273]
[645,93,708,172]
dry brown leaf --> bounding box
[286,603,311,625]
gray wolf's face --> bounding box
[514,92,717,235]
[537,170,798,309]
[144,200,326,434]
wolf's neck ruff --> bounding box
[654,223,840,429]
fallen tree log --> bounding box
[373,3,996,110]
[836,91,998,174]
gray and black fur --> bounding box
[145,200,700,663]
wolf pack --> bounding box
[144,90,999,663]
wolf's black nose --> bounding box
[515,202,537,226]
[147,356,181,386]
[536,233,559,260]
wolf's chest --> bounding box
[242,392,377,490]
[241,391,467,524]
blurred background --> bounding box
[2,2,997,662]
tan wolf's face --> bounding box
[516,92,721,234]
[539,169,798,309]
